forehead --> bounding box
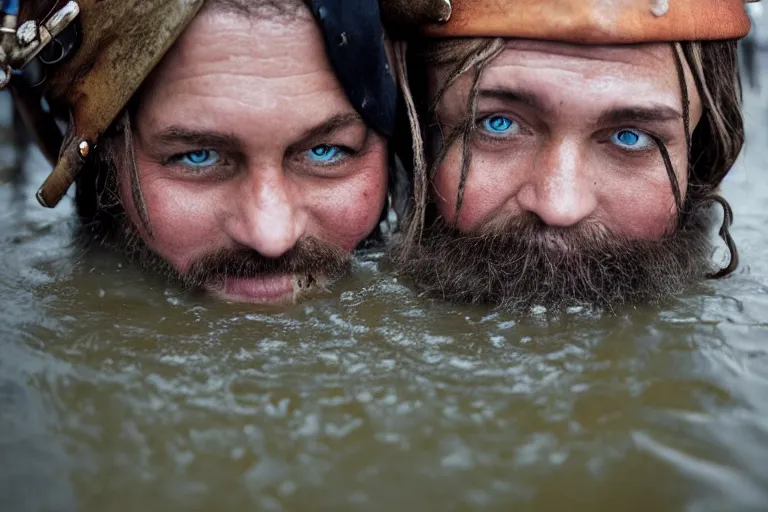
[487,40,679,88]
[137,8,351,128]
[158,8,324,84]
[432,39,700,118]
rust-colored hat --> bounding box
[418,0,757,43]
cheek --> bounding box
[120,161,225,271]
[599,175,679,239]
[432,145,460,222]
[433,144,521,232]
[305,149,389,251]
[594,150,688,240]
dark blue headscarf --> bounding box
[310,0,397,138]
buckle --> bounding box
[0,1,80,88]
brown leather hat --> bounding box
[418,0,756,43]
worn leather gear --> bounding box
[412,0,754,43]
[17,0,204,207]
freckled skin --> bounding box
[429,40,702,239]
[119,10,388,273]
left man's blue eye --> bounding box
[307,145,346,163]
[478,115,521,138]
[611,129,652,150]
[180,149,220,167]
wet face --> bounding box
[400,40,714,309]
[117,8,388,304]
[430,40,702,238]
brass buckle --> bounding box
[0,1,80,88]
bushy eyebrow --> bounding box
[478,87,550,114]
[291,112,364,145]
[477,87,682,126]
[596,106,682,126]
[149,127,243,154]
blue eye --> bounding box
[180,149,219,167]
[307,145,347,164]
[481,115,519,136]
[611,129,652,150]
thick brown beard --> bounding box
[86,215,352,298]
[395,199,715,310]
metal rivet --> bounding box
[16,21,40,47]
[36,189,50,208]
[78,140,90,158]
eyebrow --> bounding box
[148,126,243,155]
[285,112,366,155]
[296,112,364,142]
[478,88,551,115]
[477,87,682,126]
[595,106,683,126]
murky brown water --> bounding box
[2,66,768,511]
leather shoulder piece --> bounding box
[419,0,755,43]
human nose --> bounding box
[224,167,306,258]
[514,138,598,227]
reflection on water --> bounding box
[2,80,768,512]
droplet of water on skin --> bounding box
[651,0,669,17]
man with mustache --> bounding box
[392,0,753,310]
[7,0,442,304]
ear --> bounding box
[380,0,452,27]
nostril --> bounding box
[517,185,595,228]
[224,208,302,259]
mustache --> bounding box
[180,237,352,290]
[396,208,714,310]
[475,213,621,254]
[107,219,353,294]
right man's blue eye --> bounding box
[480,115,520,136]
[610,129,653,151]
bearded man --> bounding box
[6,0,441,304]
[391,0,753,310]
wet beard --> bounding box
[396,204,715,310]
[89,216,352,304]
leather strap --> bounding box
[421,0,754,43]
